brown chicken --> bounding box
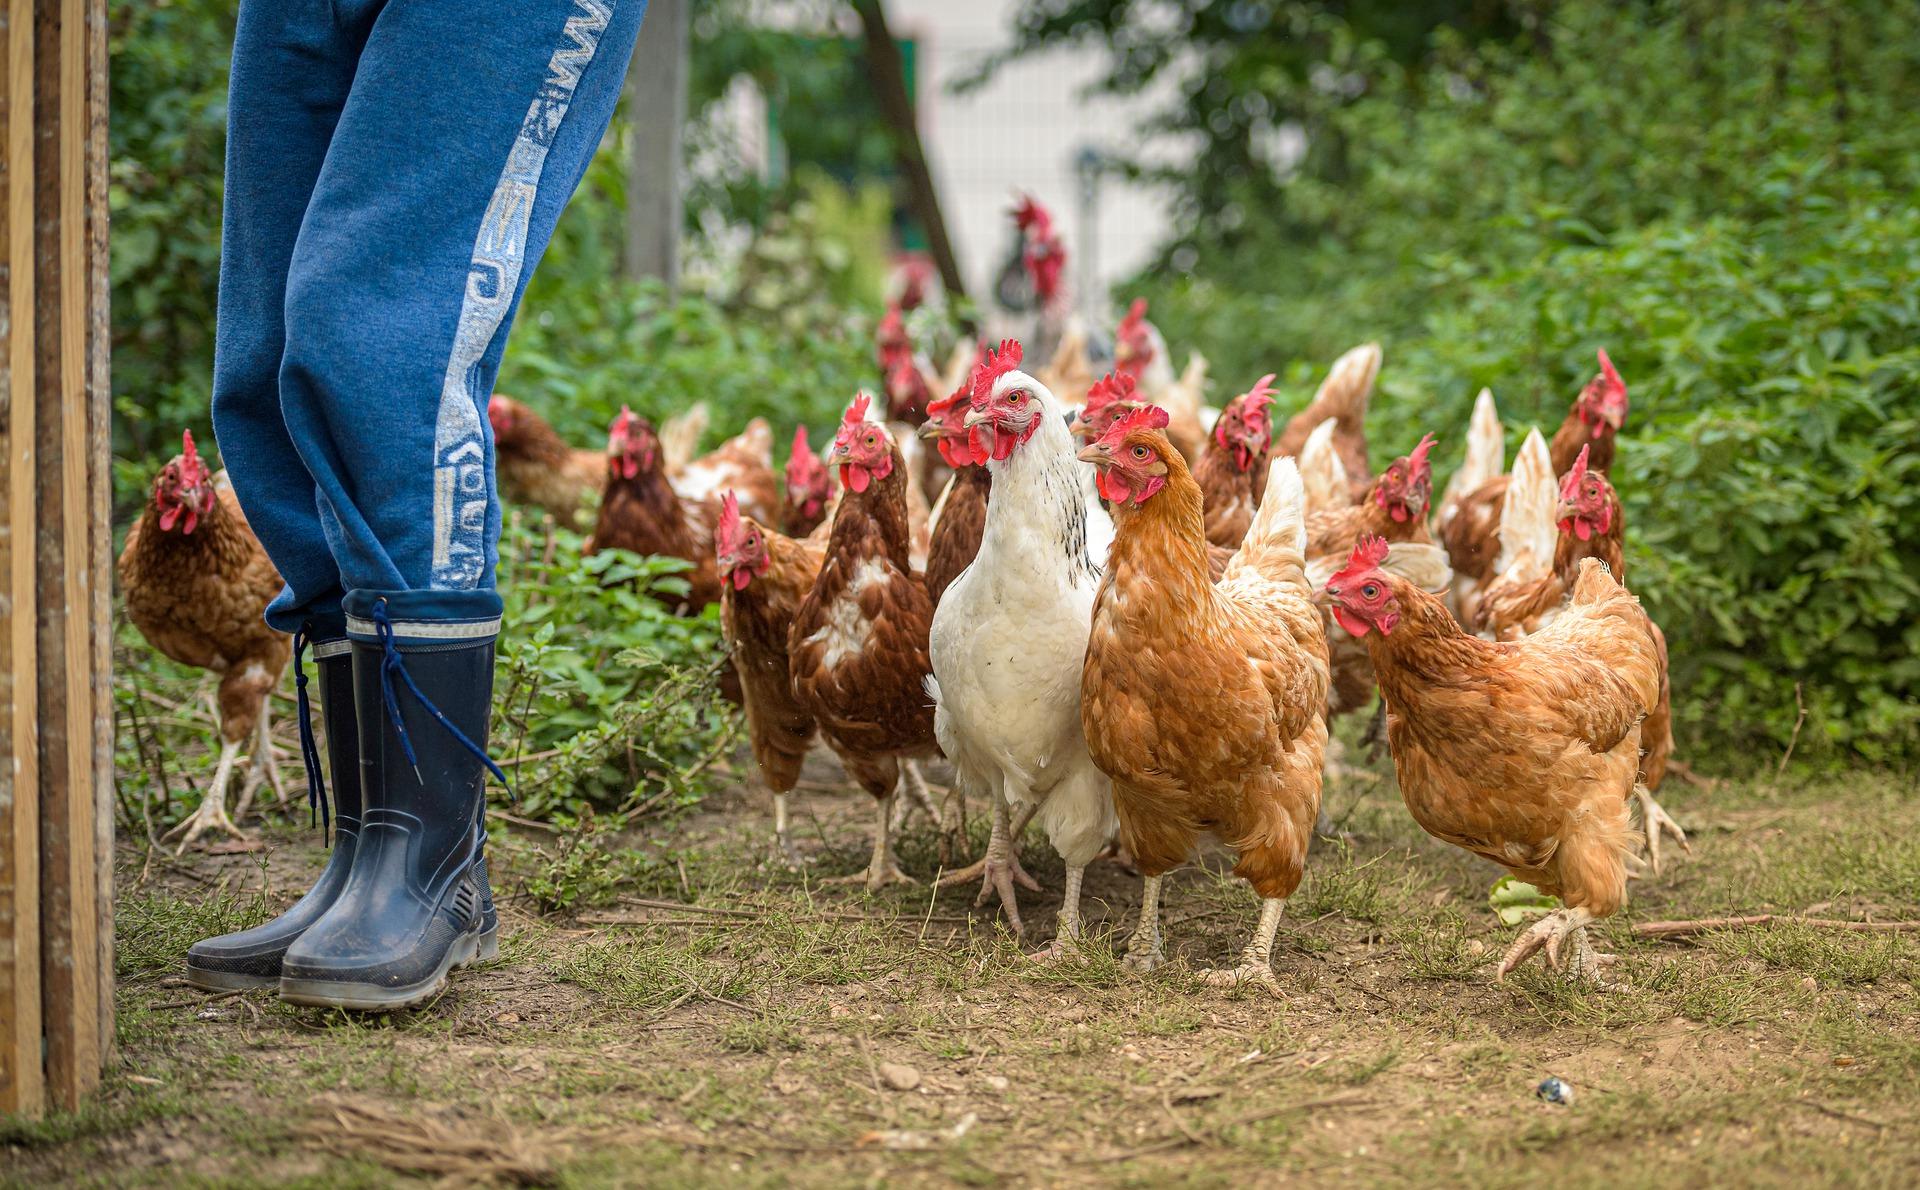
[1327,537,1661,985]
[788,394,940,889]
[1195,374,1279,549]
[715,492,827,865]
[585,408,722,611]
[1441,350,1629,615]
[917,383,990,607]
[120,431,291,849]
[1081,407,1329,992]
[1273,342,1381,497]
[488,394,604,530]
[1474,446,1690,871]
[781,426,836,538]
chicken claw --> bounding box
[164,739,250,853]
[1497,907,1618,987]
[937,800,1040,935]
[1196,898,1288,995]
[1196,963,1281,994]
[887,761,945,834]
[826,794,917,891]
[1634,785,1692,875]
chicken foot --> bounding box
[1197,897,1286,994]
[234,707,289,823]
[937,799,1040,934]
[1496,906,1619,987]
[886,761,946,835]
[1122,873,1167,973]
[1634,784,1692,876]
[825,793,916,891]
[770,791,806,868]
[1025,865,1088,962]
[164,739,248,852]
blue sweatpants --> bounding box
[211,0,647,640]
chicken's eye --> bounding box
[1009,391,1026,405]
[1362,584,1379,600]
[865,433,878,447]
[1130,444,1151,461]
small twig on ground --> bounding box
[1635,915,1920,939]
[1777,682,1807,775]
[487,807,560,833]
[1795,1100,1889,1130]
[151,987,249,1011]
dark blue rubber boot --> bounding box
[278,600,502,1011]
[187,628,361,990]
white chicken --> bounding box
[926,340,1116,953]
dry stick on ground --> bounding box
[309,1094,559,1186]
[1636,915,1920,939]
[1777,681,1808,775]
[1095,1091,1373,1164]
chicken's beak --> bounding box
[1601,404,1626,430]
[1076,443,1106,465]
[823,442,851,466]
[1069,418,1093,440]
[1555,498,1580,523]
[916,420,943,441]
[962,408,991,429]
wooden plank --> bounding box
[84,0,109,1069]
[624,0,687,289]
[0,0,42,1120]
[32,0,101,1112]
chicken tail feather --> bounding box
[1494,427,1556,580]
[1225,457,1308,589]
[1441,387,1503,514]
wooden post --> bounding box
[624,0,686,289]
[0,0,110,1120]
[850,0,966,304]
[0,0,44,1120]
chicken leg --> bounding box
[1634,785,1691,876]
[1496,906,1618,987]
[937,799,1040,934]
[1197,897,1286,993]
[1025,864,1089,962]
[771,791,805,868]
[887,760,945,835]
[1122,873,1167,973]
[826,792,915,891]
[165,739,248,852]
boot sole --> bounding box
[184,964,280,993]
[278,925,499,1012]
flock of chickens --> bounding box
[121,195,1699,991]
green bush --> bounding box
[1118,1,1920,760]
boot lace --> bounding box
[290,624,330,832]
[371,601,510,789]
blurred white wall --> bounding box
[889,0,1179,316]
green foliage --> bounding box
[1110,1,1920,759]
[493,512,735,820]
[107,0,237,501]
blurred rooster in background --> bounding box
[781,426,836,539]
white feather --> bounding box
[1494,427,1556,582]
[1440,388,1503,522]
[1297,420,1349,518]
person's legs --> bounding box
[275,0,646,610]
[274,0,647,1010]
[189,1,377,990]
[209,1,377,637]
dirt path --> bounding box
[6,762,1918,1187]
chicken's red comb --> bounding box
[1331,534,1392,588]
[182,428,199,462]
[611,405,638,433]
[1083,370,1137,416]
[1406,431,1438,478]
[926,381,967,422]
[1242,373,1279,414]
[1012,193,1052,234]
[715,491,744,556]
[1117,297,1148,337]
[969,339,1024,404]
[1597,347,1623,393]
[1559,444,1592,501]
[790,425,818,465]
[843,391,873,427]
[1096,403,1171,450]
